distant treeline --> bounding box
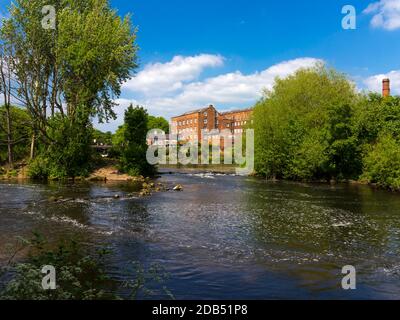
[252,65,400,190]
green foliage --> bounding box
[354,94,400,143]
[253,65,360,181]
[355,95,400,189]
[92,129,113,145]
[29,116,92,179]
[119,105,155,177]
[0,106,31,164]
[148,116,170,134]
[27,157,50,180]
[362,134,400,190]
[0,233,174,300]
[56,0,138,122]
[324,103,362,179]
[110,124,126,157]
[1,0,138,177]
[253,66,400,189]
[0,233,116,300]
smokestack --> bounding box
[383,78,390,97]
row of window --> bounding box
[174,118,251,128]
[179,127,197,133]
[174,119,198,126]
[234,121,248,127]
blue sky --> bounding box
[1,0,400,131]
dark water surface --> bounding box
[1,173,400,299]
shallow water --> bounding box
[1,173,400,299]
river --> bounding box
[1,172,400,299]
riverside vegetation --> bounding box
[0,0,154,180]
[0,233,173,300]
[252,65,400,190]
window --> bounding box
[204,112,208,117]
[204,119,208,124]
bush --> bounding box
[28,115,93,180]
[362,134,400,190]
[0,106,31,164]
[28,157,50,180]
[0,234,116,300]
[0,234,174,300]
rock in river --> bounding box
[173,184,183,191]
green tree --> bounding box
[110,124,126,157]
[362,134,400,190]
[92,129,113,145]
[56,0,138,122]
[355,95,400,189]
[0,106,31,164]
[148,116,170,134]
[1,0,138,178]
[119,105,155,177]
[253,65,358,181]
[324,103,362,179]
[29,115,93,179]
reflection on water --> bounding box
[1,174,400,299]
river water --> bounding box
[1,173,400,299]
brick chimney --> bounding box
[383,78,390,97]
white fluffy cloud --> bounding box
[364,70,400,94]
[364,0,400,30]
[143,57,322,113]
[97,55,322,131]
[123,54,224,95]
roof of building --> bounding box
[172,105,253,119]
[172,106,214,119]
[219,108,253,115]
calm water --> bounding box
[1,173,400,299]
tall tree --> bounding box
[0,106,31,164]
[120,105,155,176]
[253,65,358,181]
[1,0,138,177]
[0,37,15,167]
[1,0,138,144]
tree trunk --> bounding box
[5,106,13,169]
[30,133,36,160]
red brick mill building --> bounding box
[171,105,253,143]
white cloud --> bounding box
[145,57,322,113]
[364,0,400,30]
[123,54,224,95]
[95,55,322,132]
[363,70,400,94]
